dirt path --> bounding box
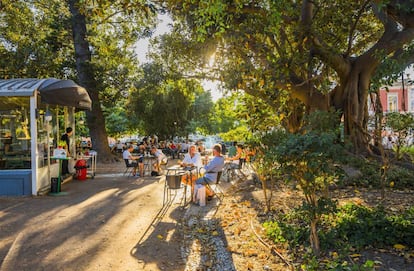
[0,162,186,271]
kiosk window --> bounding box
[0,97,31,169]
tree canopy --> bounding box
[3,0,414,155]
[162,0,414,153]
[0,0,159,161]
[128,62,214,139]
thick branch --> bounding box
[346,0,371,56]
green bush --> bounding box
[264,204,413,269]
[263,210,308,249]
[386,166,414,188]
[342,155,414,188]
[263,221,286,243]
[320,204,414,249]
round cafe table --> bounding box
[164,165,197,206]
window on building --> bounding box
[387,93,398,112]
[0,97,31,169]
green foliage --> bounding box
[323,204,414,249]
[258,111,345,254]
[386,112,414,135]
[104,103,131,137]
[262,221,286,244]
[385,112,414,159]
[273,130,344,196]
[263,208,309,247]
[208,91,274,140]
[343,155,414,188]
[0,0,73,78]
[128,62,213,138]
[401,145,414,161]
[219,125,250,142]
[162,0,414,153]
[322,259,375,271]
[302,109,341,134]
[385,165,414,188]
[186,90,214,134]
[265,203,413,270]
[209,94,239,134]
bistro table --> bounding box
[164,164,198,206]
[143,155,157,176]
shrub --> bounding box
[322,204,414,249]
[264,204,413,269]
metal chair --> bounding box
[205,171,224,202]
[123,159,136,177]
[224,160,246,182]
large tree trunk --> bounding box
[342,73,369,153]
[68,0,115,162]
[331,60,372,154]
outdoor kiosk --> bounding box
[0,79,91,196]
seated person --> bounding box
[180,145,203,191]
[179,140,189,155]
[135,143,145,176]
[150,146,167,176]
[226,144,243,169]
[227,141,237,158]
[197,141,206,155]
[123,145,142,177]
[166,141,177,159]
[193,144,225,204]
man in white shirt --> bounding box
[150,146,167,176]
[180,145,203,195]
[123,145,142,177]
[181,145,202,169]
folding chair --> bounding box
[225,160,246,182]
[205,171,224,202]
[123,159,135,177]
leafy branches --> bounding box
[259,111,344,255]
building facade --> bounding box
[377,81,414,113]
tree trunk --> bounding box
[330,63,372,154]
[309,219,320,256]
[67,0,115,162]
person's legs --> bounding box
[194,177,214,200]
[193,176,204,202]
[138,157,144,176]
[131,161,138,175]
[206,185,214,197]
[139,162,144,176]
[182,174,197,198]
[153,161,159,172]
